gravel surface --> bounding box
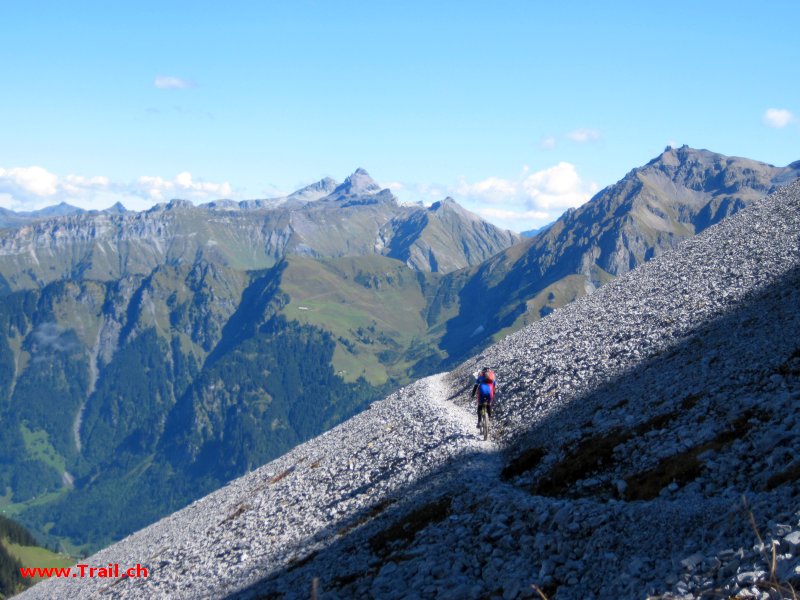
[20,179,800,599]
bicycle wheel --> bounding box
[481,406,490,441]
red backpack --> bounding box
[482,369,495,384]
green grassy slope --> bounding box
[279,255,453,383]
[0,515,73,596]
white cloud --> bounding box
[0,166,60,197]
[540,136,557,149]
[135,172,232,202]
[456,176,517,204]
[154,75,194,89]
[567,128,602,143]
[388,163,598,232]
[522,162,597,210]
[383,181,405,193]
[763,108,795,128]
[63,174,110,196]
[0,165,234,212]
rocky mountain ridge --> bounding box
[19,178,800,599]
[0,169,519,293]
[439,145,800,359]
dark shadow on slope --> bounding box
[0,272,11,296]
[493,266,800,495]
[226,264,800,599]
[385,212,428,265]
[116,270,155,346]
[202,260,288,369]
[691,197,746,232]
[437,229,596,366]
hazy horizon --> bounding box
[1,1,798,231]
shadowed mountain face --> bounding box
[438,146,800,361]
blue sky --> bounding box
[0,1,798,231]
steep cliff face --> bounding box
[438,147,800,360]
[568,145,799,277]
[385,198,520,273]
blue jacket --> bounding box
[477,382,493,402]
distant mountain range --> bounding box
[1,202,82,228]
[520,223,553,238]
[0,149,797,555]
[0,200,131,229]
[0,169,518,292]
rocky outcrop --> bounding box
[378,197,520,273]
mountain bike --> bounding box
[479,402,490,441]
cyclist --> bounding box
[471,367,496,428]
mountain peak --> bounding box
[320,176,338,188]
[288,177,340,202]
[648,144,743,170]
[166,199,194,210]
[334,168,382,196]
[650,144,701,164]
[640,146,798,190]
[32,202,84,217]
[429,197,459,211]
[428,197,481,222]
[105,201,128,214]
